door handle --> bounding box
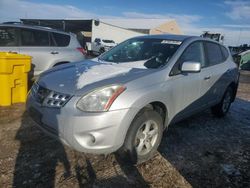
[204,76,211,80]
[51,51,59,55]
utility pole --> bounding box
[237,28,242,46]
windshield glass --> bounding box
[102,39,115,43]
[99,38,181,69]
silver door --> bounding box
[169,41,205,122]
[19,28,60,75]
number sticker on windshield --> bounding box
[161,40,182,45]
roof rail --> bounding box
[1,22,54,30]
[2,21,23,25]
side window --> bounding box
[21,29,49,46]
[0,27,18,46]
[52,33,70,47]
[205,42,224,66]
[170,41,205,76]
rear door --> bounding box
[0,26,20,53]
[50,32,77,62]
[199,42,229,106]
[19,28,58,75]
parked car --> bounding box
[0,23,85,75]
[90,38,116,55]
[240,60,250,71]
[27,35,239,164]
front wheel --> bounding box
[211,87,233,117]
[118,108,163,164]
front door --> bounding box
[169,41,206,122]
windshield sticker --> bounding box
[161,40,182,45]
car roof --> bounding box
[135,34,225,46]
[135,34,196,41]
[0,23,70,35]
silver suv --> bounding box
[27,35,239,164]
[0,24,85,75]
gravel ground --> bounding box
[0,71,250,188]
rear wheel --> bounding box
[118,108,163,164]
[211,87,233,117]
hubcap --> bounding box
[222,91,231,113]
[135,120,159,156]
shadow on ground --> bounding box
[159,98,250,188]
[11,112,149,187]
[12,111,71,187]
[10,98,250,187]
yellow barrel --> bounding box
[0,52,31,106]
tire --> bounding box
[211,87,233,117]
[118,108,163,164]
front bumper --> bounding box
[26,94,138,154]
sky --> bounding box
[0,0,250,46]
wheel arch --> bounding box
[132,100,169,129]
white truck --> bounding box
[90,38,116,55]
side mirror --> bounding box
[181,61,201,73]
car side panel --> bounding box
[19,46,59,74]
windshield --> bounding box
[99,38,181,69]
[102,39,115,43]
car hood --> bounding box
[37,59,153,95]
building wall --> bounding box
[150,20,182,35]
[91,21,144,43]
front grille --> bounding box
[31,83,71,108]
[43,91,71,107]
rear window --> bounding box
[205,42,224,66]
[21,28,49,46]
[0,27,18,46]
[52,33,70,47]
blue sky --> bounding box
[0,0,250,45]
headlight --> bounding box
[76,85,126,112]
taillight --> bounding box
[76,47,87,55]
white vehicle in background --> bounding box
[91,38,116,55]
[83,20,144,55]
[20,19,144,56]
[0,23,86,76]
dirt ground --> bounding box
[0,71,250,188]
